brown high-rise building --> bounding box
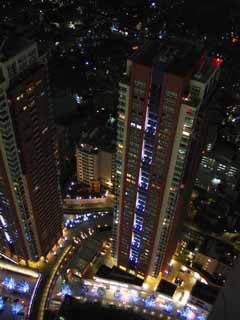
[0,35,62,263]
[113,39,221,280]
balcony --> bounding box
[138,183,148,192]
[136,206,145,215]
[145,126,156,136]
[134,224,143,233]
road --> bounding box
[36,214,112,320]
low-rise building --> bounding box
[76,143,114,190]
[196,142,240,199]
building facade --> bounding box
[196,144,240,199]
[0,35,62,263]
[76,143,114,190]
[113,39,221,279]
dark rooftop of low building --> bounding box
[157,279,177,297]
[0,32,34,61]
[80,126,116,153]
[59,295,147,320]
[212,142,239,163]
[96,265,143,286]
[191,281,219,305]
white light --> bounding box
[4,231,11,243]
[211,178,221,186]
[183,131,190,137]
[143,283,149,290]
[0,215,7,227]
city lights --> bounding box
[74,94,82,105]
[17,281,30,294]
[178,306,196,319]
[1,1,238,320]
[79,284,88,296]
[97,287,106,297]
[145,296,156,308]
[60,284,72,297]
[11,303,23,315]
[0,297,5,311]
[196,315,207,320]
[163,302,174,313]
[2,277,16,290]
[114,289,121,300]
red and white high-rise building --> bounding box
[0,35,62,264]
[113,39,221,279]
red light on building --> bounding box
[213,57,223,65]
[232,37,238,44]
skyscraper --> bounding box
[113,39,221,279]
[0,34,62,264]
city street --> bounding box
[36,214,112,320]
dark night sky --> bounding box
[181,0,239,33]
[98,0,239,34]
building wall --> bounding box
[117,62,152,274]
[113,42,221,279]
[76,145,98,185]
[76,144,114,189]
[195,253,231,276]
[0,134,29,259]
[196,153,240,198]
[8,64,63,258]
[112,80,130,262]
[0,40,62,262]
[98,150,113,188]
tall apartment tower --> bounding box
[113,39,221,279]
[0,35,62,263]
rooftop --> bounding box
[79,127,116,153]
[193,57,221,83]
[157,279,177,297]
[212,142,240,163]
[131,38,203,78]
[59,295,147,320]
[191,281,219,305]
[96,265,143,287]
[77,143,99,155]
[0,33,34,62]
